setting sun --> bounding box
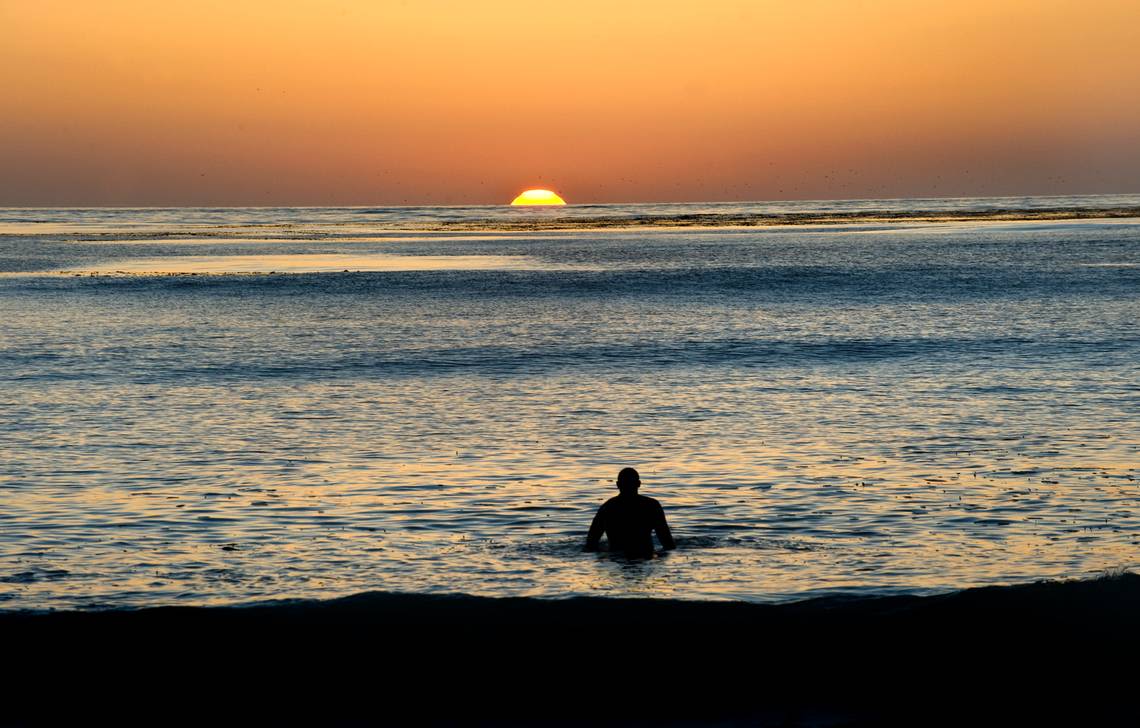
[510,189,566,206]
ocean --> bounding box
[1,196,1138,610]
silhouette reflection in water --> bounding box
[584,468,676,558]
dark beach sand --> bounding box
[4,573,1139,726]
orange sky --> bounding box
[2,0,1138,205]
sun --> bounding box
[510,189,566,206]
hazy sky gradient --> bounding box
[3,0,1139,205]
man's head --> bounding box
[616,467,641,494]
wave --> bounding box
[6,334,1130,384]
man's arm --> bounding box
[655,502,676,550]
[584,504,606,552]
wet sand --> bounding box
[4,573,1138,725]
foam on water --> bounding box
[39,253,530,275]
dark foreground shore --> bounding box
[4,573,1139,726]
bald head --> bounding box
[617,467,641,494]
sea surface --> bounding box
[2,196,1138,610]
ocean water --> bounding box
[1,196,1138,610]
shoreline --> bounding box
[3,570,1137,619]
[5,574,1138,723]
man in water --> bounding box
[584,467,676,558]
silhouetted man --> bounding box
[584,467,676,558]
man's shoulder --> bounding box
[603,494,663,509]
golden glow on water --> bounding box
[49,253,530,275]
[510,190,567,206]
[6,374,1138,608]
[5,362,1138,608]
